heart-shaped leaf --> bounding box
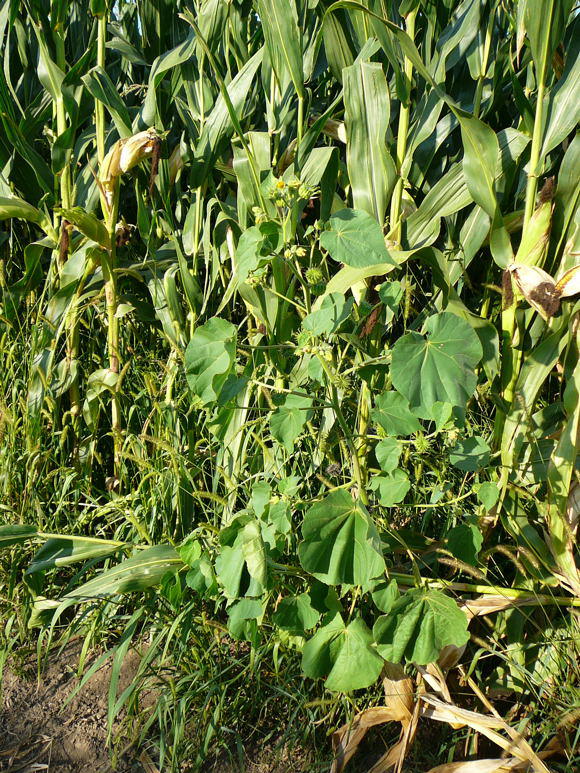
[270,394,313,451]
[449,435,491,471]
[302,613,384,691]
[302,292,353,336]
[373,588,470,664]
[375,438,402,473]
[446,523,483,566]
[273,592,321,634]
[298,490,385,586]
[185,318,237,406]
[372,391,421,436]
[320,209,395,268]
[391,312,482,414]
[369,469,410,507]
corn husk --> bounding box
[514,201,552,267]
[321,118,347,144]
[507,263,560,318]
[168,143,184,185]
[99,129,160,208]
[555,264,580,299]
[119,129,160,174]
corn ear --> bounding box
[119,129,160,174]
[99,129,160,208]
[514,200,552,267]
[507,262,560,318]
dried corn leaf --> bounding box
[330,707,398,773]
[419,695,550,773]
[425,760,523,773]
[438,644,466,670]
[382,662,414,721]
[555,264,580,299]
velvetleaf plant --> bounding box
[0,0,579,767]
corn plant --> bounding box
[0,0,579,769]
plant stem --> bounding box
[389,9,417,243]
[473,9,494,118]
[96,12,107,164]
[317,354,368,504]
[102,189,121,477]
[523,3,553,229]
[297,94,304,146]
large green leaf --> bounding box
[320,209,395,268]
[257,0,304,99]
[0,524,38,547]
[184,318,237,405]
[82,66,132,137]
[302,613,384,691]
[25,538,122,574]
[391,312,482,414]
[61,546,183,600]
[372,391,421,436]
[343,61,396,224]
[373,588,470,664]
[273,592,321,635]
[270,394,313,452]
[449,435,491,471]
[191,48,264,184]
[369,469,410,507]
[298,490,385,586]
[215,517,267,599]
[302,293,354,336]
[459,113,498,220]
[375,437,402,473]
[540,32,580,158]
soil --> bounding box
[0,640,144,772]
[0,641,322,773]
[0,641,386,772]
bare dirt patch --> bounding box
[0,640,142,772]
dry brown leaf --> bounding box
[425,760,523,773]
[438,644,466,670]
[330,707,398,773]
[382,662,414,721]
[419,695,550,773]
[555,264,580,298]
[460,595,546,619]
[421,663,453,703]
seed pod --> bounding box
[507,263,560,318]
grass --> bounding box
[1,0,580,770]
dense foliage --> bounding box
[0,0,579,769]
